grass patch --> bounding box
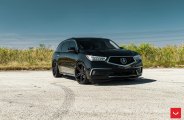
[121,43,184,68]
[0,44,183,70]
[0,46,53,70]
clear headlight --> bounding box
[86,55,107,61]
[134,55,142,60]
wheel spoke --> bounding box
[82,75,85,79]
[76,73,81,78]
[76,66,81,71]
[80,74,83,81]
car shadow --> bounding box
[60,75,156,86]
[95,77,156,86]
[62,75,76,80]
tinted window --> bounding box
[61,41,69,52]
[77,39,119,50]
[69,41,77,49]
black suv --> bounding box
[52,38,143,84]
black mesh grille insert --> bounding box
[108,56,135,65]
[109,69,137,76]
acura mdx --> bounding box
[52,38,143,84]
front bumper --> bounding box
[84,56,143,82]
[88,66,142,80]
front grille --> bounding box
[108,56,135,66]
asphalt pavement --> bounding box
[0,69,184,120]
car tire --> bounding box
[52,61,63,78]
[75,62,90,84]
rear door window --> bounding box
[68,41,77,49]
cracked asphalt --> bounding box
[0,69,184,120]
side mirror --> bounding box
[119,47,124,49]
[68,47,77,53]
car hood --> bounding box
[83,49,138,57]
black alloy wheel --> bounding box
[52,61,63,78]
[75,62,89,84]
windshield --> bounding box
[77,39,120,50]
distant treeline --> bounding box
[0,44,183,70]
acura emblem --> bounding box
[120,58,127,65]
